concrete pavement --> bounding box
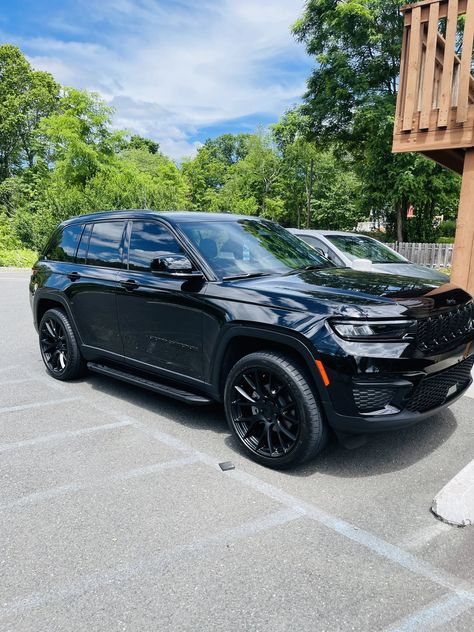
[1,268,473,631]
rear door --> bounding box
[68,219,127,355]
[116,219,205,379]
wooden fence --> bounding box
[387,241,453,267]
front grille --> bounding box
[407,356,474,413]
[417,302,474,353]
[353,387,394,413]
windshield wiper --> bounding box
[223,272,274,281]
[284,264,328,275]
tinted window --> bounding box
[301,235,343,266]
[45,224,84,262]
[75,223,92,264]
[179,219,332,278]
[325,235,407,264]
[86,221,126,268]
[128,221,183,272]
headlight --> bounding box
[330,319,416,341]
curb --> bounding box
[432,459,474,526]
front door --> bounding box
[116,220,205,380]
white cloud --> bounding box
[18,0,310,159]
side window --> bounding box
[128,221,184,272]
[75,223,92,264]
[302,235,327,256]
[44,224,84,262]
[86,221,126,269]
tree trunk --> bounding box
[396,201,404,242]
[306,158,314,229]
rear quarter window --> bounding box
[44,224,84,262]
[86,221,126,268]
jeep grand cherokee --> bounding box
[29,211,474,468]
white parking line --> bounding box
[385,593,473,631]
[0,365,20,374]
[0,420,131,453]
[397,522,452,551]
[0,397,82,415]
[0,507,300,619]
[0,377,40,386]
[0,455,200,511]
[117,414,474,611]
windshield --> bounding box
[325,235,408,264]
[179,219,333,279]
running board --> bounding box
[87,362,213,406]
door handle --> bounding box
[120,279,139,291]
[67,271,81,281]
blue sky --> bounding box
[1,0,312,159]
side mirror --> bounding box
[150,255,203,279]
[350,258,373,271]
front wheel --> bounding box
[39,308,86,380]
[224,351,328,469]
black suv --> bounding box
[30,211,474,468]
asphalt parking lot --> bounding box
[1,268,473,631]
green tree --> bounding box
[293,0,460,240]
[126,134,160,154]
[35,87,123,186]
[0,44,59,179]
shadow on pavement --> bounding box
[85,371,458,477]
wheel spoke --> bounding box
[275,426,287,453]
[45,321,56,339]
[242,417,262,439]
[278,424,296,441]
[234,385,256,404]
[254,370,264,399]
[243,374,257,393]
[255,426,267,452]
[266,425,274,456]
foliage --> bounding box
[0,38,465,264]
[0,248,37,267]
[293,0,461,240]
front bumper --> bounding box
[326,375,472,433]
[313,335,474,433]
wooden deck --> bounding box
[393,0,474,173]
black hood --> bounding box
[229,267,471,318]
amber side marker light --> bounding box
[315,359,330,387]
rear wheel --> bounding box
[39,308,86,380]
[224,351,328,468]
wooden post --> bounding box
[451,149,474,295]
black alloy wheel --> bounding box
[40,316,69,374]
[230,368,301,458]
[39,308,86,380]
[224,351,328,468]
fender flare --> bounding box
[210,322,330,403]
[34,290,84,344]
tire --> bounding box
[39,308,86,380]
[224,351,328,469]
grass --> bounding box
[0,248,38,268]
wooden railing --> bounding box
[393,0,474,170]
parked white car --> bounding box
[288,229,449,282]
